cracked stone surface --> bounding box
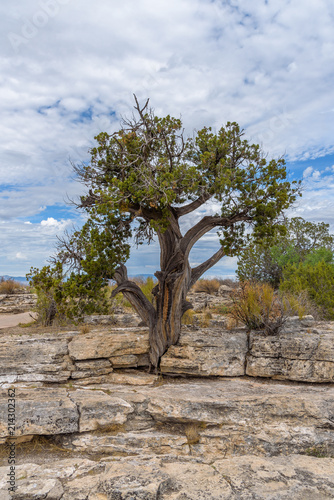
[1,321,333,384]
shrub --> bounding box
[193,279,220,295]
[0,278,21,294]
[229,282,286,334]
[280,260,334,319]
[236,217,334,288]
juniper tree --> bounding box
[236,217,334,288]
[41,97,300,367]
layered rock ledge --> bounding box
[1,320,334,384]
[1,378,334,457]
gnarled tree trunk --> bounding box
[112,210,228,368]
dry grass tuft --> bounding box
[182,309,196,325]
[79,324,91,334]
[184,422,206,447]
[193,279,220,295]
[199,311,212,327]
[0,278,22,294]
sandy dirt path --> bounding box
[0,312,37,329]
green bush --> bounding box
[27,263,111,326]
[280,260,334,319]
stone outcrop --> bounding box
[186,290,231,312]
[1,320,334,383]
[1,318,334,499]
[0,328,150,384]
[0,331,75,383]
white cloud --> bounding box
[303,167,313,178]
[311,170,321,180]
[15,252,27,260]
[41,217,66,228]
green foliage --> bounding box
[280,260,334,319]
[74,100,300,257]
[237,217,334,287]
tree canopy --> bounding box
[28,97,301,367]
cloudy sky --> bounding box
[1,0,334,278]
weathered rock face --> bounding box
[0,387,134,443]
[1,379,334,459]
[0,328,151,384]
[160,327,248,376]
[68,328,150,363]
[0,293,36,314]
[1,453,334,499]
[247,321,334,382]
[0,332,75,383]
[0,388,78,443]
[0,316,333,500]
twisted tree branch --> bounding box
[112,264,156,325]
[190,247,225,288]
[175,193,212,217]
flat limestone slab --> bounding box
[68,327,149,360]
[0,388,78,442]
[48,378,334,459]
[1,454,334,499]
